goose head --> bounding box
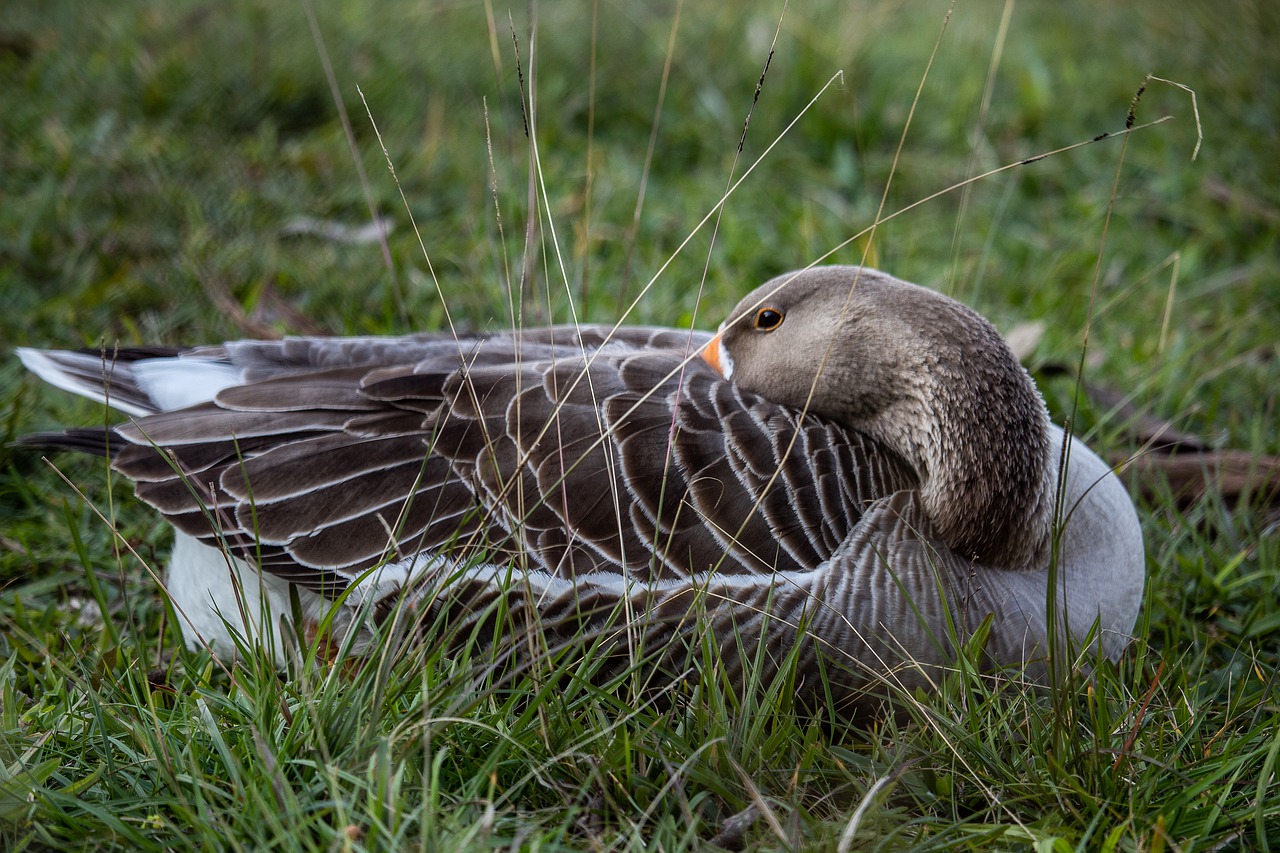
[702,266,1056,572]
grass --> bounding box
[1,0,1278,848]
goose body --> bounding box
[18,267,1144,712]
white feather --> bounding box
[17,347,151,418]
[16,347,244,416]
[164,531,311,664]
[131,358,244,411]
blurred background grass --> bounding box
[3,1,1274,355]
[1,0,1277,848]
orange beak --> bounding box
[700,333,725,376]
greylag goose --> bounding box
[17,266,1144,713]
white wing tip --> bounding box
[15,346,57,378]
[16,346,156,417]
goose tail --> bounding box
[17,346,242,416]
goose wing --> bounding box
[96,329,916,598]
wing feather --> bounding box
[49,327,915,603]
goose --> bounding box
[17,266,1144,714]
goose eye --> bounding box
[754,307,784,331]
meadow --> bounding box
[1,0,1278,849]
